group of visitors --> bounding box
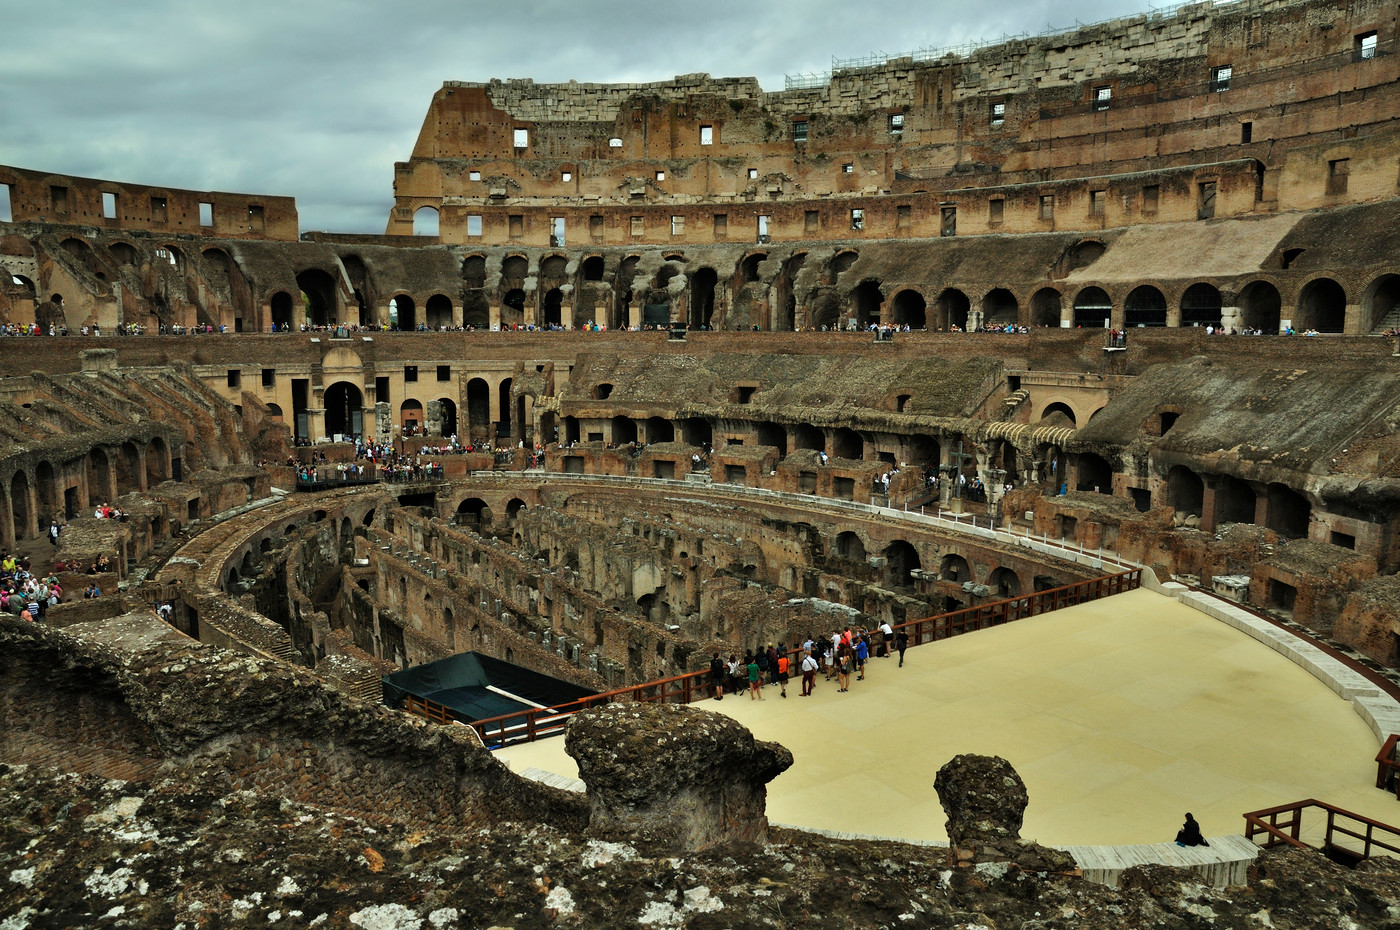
[708,622,913,702]
[2,554,63,621]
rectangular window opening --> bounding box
[1211,65,1233,92]
[1241,121,1253,144]
[50,185,69,215]
[199,202,213,227]
[630,215,643,237]
[1093,86,1112,112]
[792,120,808,142]
[150,195,167,222]
[747,168,758,179]
[102,191,117,220]
[404,365,418,383]
[513,128,529,148]
[1357,31,1378,60]
[248,204,265,232]
[1328,158,1350,195]
[713,213,727,238]
[850,208,863,231]
[1040,194,1055,220]
[1142,184,1159,214]
[0,183,13,223]
[1331,531,1356,549]
[226,369,241,389]
[590,214,604,240]
[561,171,573,182]
[466,214,483,237]
[671,215,684,236]
[889,113,904,134]
[896,204,911,228]
[700,125,713,145]
[757,214,771,242]
[1090,190,1106,217]
[988,199,1004,225]
[437,365,451,382]
[375,376,390,406]
[990,101,1006,125]
[261,368,275,388]
[1198,180,1217,219]
[469,170,481,181]
[804,210,819,232]
[841,163,854,174]
[655,170,665,181]
[509,214,524,239]
[940,205,956,237]
[550,216,565,247]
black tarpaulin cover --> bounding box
[382,651,597,723]
[643,303,671,326]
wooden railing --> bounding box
[1243,799,1400,862]
[400,568,1141,746]
[1376,733,1400,798]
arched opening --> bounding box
[342,254,376,327]
[935,288,970,330]
[678,417,712,447]
[506,498,527,521]
[466,378,490,439]
[389,294,416,331]
[1040,402,1077,428]
[1215,474,1257,526]
[645,417,674,443]
[324,382,365,441]
[455,497,490,527]
[988,567,1021,597]
[1073,287,1112,328]
[852,280,883,329]
[1167,466,1204,517]
[146,437,169,486]
[1266,484,1310,539]
[9,471,29,540]
[755,422,787,455]
[883,540,921,589]
[1296,278,1346,333]
[1074,453,1112,493]
[426,294,453,330]
[400,400,424,435]
[830,250,859,279]
[791,423,824,453]
[34,461,57,521]
[890,289,926,329]
[437,398,458,437]
[832,427,862,460]
[1238,281,1281,333]
[500,288,527,328]
[296,269,337,328]
[86,449,113,504]
[270,291,293,330]
[1180,283,1223,327]
[1030,288,1063,327]
[541,288,563,328]
[109,242,138,265]
[741,253,766,283]
[1364,274,1400,332]
[982,288,1019,327]
[117,442,141,493]
[462,254,487,287]
[690,268,717,330]
[775,253,806,332]
[1124,285,1167,327]
[834,531,866,562]
[611,416,638,445]
[940,553,971,583]
[582,256,605,281]
[498,379,513,438]
[563,416,580,445]
[412,206,439,237]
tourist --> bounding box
[709,652,725,701]
[836,645,853,692]
[879,619,893,657]
[747,654,763,700]
[896,629,909,667]
[775,650,789,698]
[800,650,818,696]
[1175,813,1209,847]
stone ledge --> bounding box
[1062,834,1259,888]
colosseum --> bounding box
[5,0,1400,924]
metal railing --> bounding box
[1243,799,1400,862]
[399,568,1140,746]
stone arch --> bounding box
[678,417,712,447]
[9,469,30,540]
[851,279,883,329]
[1167,466,1204,517]
[506,498,527,521]
[325,382,364,440]
[690,267,717,329]
[466,378,490,438]
[832,427,862,460]
[146,436,169,485]
[389,293,416,330]
[774,252,806,332]
[611,415,638,445]
[883,540,921,589]
[1295,277,1346,333]
[982,288,1019,327]
[1363,274,1400,332]
[890,289,926,329]
[1073,287,1112,328]
[109,241,139,266]
[646,417,674,443]
[462,254,487,286]
[86,448,114,505]
[741,252,767,283]
[118,441,142,493]
[833,531,866,562]
[934,288,970,330]
[1215,474,1257,526]
[1266,483,1310,539]
[830,250,859,279]
[1040,402,1077,428]
[437,397,458,437]
[987,567,1021,597]
[791,423,824,452]
[1238,280,1281,333]
[426,294,453,330]
[1124,285,1167,327]
[412,206,439,237]
[1180,283,1223,328]
[542,288,563,328]
[296,269,338,327]
[581,256,605,281]
[755,422,787,455]
[34,461,57,521]
[455,497,491,527]
[498,378,513,437]
[1030,287,1063,327]
[400,399,424,434]
[501,288,526,328]
[270,291,294,330]
[1075,452,1112,492]
[940,553,971,583]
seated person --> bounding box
[1175,813,1209,847]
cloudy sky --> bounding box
[1,0,1154,233]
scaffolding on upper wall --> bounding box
[783,0,1250,90]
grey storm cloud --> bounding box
[0,0,1153,232]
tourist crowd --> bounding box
[709,623,910,702]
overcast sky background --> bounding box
[1,0,1158,233]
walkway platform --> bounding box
[498,587,1400,853]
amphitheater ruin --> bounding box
[5,0,1400,924]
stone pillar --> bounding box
[306,407,327,443]
[426,399,443,437]
[565,702,792,852]
[1220,304,1241,332]
[1344,302,1365,335]
[375,402,391,443]
[489,302,501,331]
[1199,484,1218,533]
[934,753,1075,872]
